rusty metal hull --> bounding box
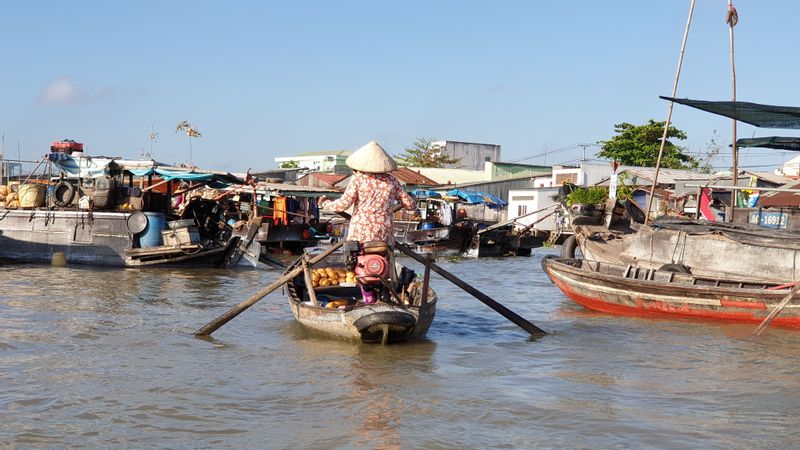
[542,256,800,328]
[286,274,437,344]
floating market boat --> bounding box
[542,256,800,328]
[0,141,255,267]
[284,242,437,343]
[393,190,537,257]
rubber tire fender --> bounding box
[353,311,416,333]
[53,181,76,207]
[560,235,577,259]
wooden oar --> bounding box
[395,242,547,337]
[752,282,800,336]
[194,241,344,336]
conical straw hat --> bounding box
[346,141,397,173]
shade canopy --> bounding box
[410,189,442,199]
[446,189,507,208]
[736,136,800,151]
[661,96,800,129]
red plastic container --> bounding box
[50,140,84,153]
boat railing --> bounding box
[578,257,784,291]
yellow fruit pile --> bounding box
[312,266,356,288]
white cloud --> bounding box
[35,77,115,105]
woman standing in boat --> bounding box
[320,141,416,243]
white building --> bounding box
[507,187,561,231]
[274,150,352,174]
[777,155,800,179]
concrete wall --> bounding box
[508,188,560,231]
[436,177,533,204]
[441,141,501,171]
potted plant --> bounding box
[565,186,608,218]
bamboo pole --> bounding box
[727,1,739,222]
[645,0,696,225]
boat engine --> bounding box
[344,241,391,304]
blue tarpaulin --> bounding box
[128,168,238,188]
[446,189,507,208]
[410,189,442,199]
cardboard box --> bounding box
[161,226,200,246]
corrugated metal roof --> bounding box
[624,167,710,184]
[311,173,346,184]
[758,180,800,207]
[412,167,487,185]
[334,167,439,188]
[391,167,438,186]
[253,181,340,195]
[743,171,792,186]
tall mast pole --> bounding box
[727,2,739,222]
[645,0,696,225]
[0,132,4,185]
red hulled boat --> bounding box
[542,256,800,328]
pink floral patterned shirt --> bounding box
[323,172,415,243]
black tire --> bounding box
[53,181,76,207]
[353,311,416,333]
[624,200,646,224]
[560,235,578,259]
[659,263,691,274]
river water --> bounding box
[2,249,799,449]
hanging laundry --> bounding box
[438,202,453,226]
[273,196,288,225]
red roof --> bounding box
[311,173,346,184]
[295,172,346,187]
[757,180,800,208]
[391,167,438,186]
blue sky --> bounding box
[2,1,799,173]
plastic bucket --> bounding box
[139,212,166,247]
[18,184,45,208]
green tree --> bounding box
[280,160,299,169]
[396,137,461,168]
[597,120,699,169]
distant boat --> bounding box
[0,142,252,267]
[542,256,800,328]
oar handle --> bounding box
[394,243,546,337]
[194,240,345,336]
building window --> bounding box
[555,173,578,185]
[485,156,491,162]
[512,195,535,201]
[518,205,528,216]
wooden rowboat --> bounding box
[284,257,437,344]
[542,256,800,328]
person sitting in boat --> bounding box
[219,200,240,227]
[319,141,416,244]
